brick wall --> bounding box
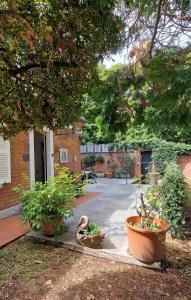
[0,121,84,211]
[0,133,29,210]
[81,150,141,177]
[54,129,81,174]
[177,155,191,185]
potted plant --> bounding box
[118,154,135,184]
[106,159,116,179]
[76,216,105,248]
[14,168,85,237]
[124,192,169,263]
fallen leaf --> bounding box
[45,280,52,285]
[33,260,43,264]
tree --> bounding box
[0,0,125,137]
[81,64,134,144]
[124,0,191,59]
[81,47,191,145]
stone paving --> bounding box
[29,178,160,269]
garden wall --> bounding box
[177,155,191,185]
[81,146,191,182]
[81,150,141,178]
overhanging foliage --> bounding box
[0,0,125,137]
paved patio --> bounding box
[29,178,160,269]
[0,215,29,248]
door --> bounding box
[29,130,54,185]
[141,151,152,176]
[34,131,46,182]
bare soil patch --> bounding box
[0,236,191,300]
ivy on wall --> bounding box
[152,146,178,174]
[109,138,191,174]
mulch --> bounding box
[0,237,191,300]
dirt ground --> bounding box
[0,236,191,300]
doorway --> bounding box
[141,151,152,177]
[34,131,46,182]
[29,130,54,185]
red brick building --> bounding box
[0,120,85,212]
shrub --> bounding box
[107,159,117,172]
[14,168,84,236]
[118,153,135,177]
[83,154,96,166]
[160,163,186,238]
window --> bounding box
[0,138,11,184]
[59,148,68,163]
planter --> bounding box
[124,216,169,263]
[96,172,105,178]
[43,215,64,236]
[77,232,105,249]
[105,172,113,179]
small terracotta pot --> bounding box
[124,216,169,263]
[77,232,105,249]
[43,215,64,236]
[105,172,113,179]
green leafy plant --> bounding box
[118,153,135,178]
[160,163,186,239]
[14,168,85,236]
[134,193,162,231]
[106,159,117,172]
[145,185,162,217]
[84,222,101,237]
[83,155,96,167]
[152,146,178,175]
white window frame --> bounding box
[0,138,11,184]
[59,148,68,163]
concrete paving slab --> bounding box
[28,178,160,269]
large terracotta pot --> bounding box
[105,172,113,179]
[124,216,169,263]
[43,215,64,236]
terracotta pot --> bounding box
[124,216,169,263]
[77,232,105,249]
[43,215,64,236]
[105,172,113,179]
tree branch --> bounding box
[161,11,191,23]
[0,60,78,75]
[149,0,164,57]
[0,87,16,103]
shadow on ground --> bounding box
[45,265,191,300]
